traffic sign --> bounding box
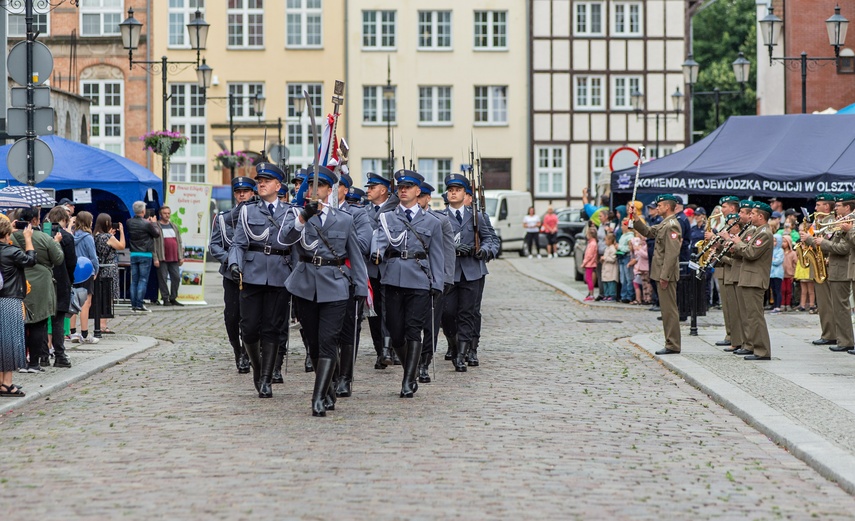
[6,138,54,185]
[11,86,50,107]
[6,107,55,136]
[7,41,53,86]
[609,147,640,173]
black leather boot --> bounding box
[272,344,286,384]
[454,341,470,372]
[401,341,420,398]
[237,352,251,374]
[467,338,480,367]
[336,343,354,397]
[392,349,402,365]
[312,358,335,417]
[258,341,277,398]
[300,329,314,373]
[418,351,432,383]
[444,334,457,361]
[244,340,262,391]
[374,342,386,369]
[380,337,393,367]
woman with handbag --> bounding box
[0,218,37,395]
[94,213,124,334]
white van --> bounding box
[482,190,533,257]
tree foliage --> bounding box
[691,0,757,140]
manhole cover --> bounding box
[577,319,622,324]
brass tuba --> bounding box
[796,239,827,284]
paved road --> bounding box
[2,260,854,519]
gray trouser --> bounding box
[157,261,181,302]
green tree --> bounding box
[691,0,757,140]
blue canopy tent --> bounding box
[0,135,162,213]
[611,114,855,199]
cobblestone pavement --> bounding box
[2,261,855,519]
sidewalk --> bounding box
[506,255,855,495]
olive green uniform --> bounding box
[819,231,854,348]
[732,224,774,358]
[803,215,836,342]
[634,215,682,352]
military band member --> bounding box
[718,200,754,353]
[227,163,293,398]
[816,193,855,353]
[334,172,373,397]
[632,194,682,355]
[706,196,740,349]
[278,166,368,416]
[370,170,445,397]
[416,181,455,383]
[725,201,774,360]
[801,193,837,346]
[209,176,256,374]
[441,173,500,371]
[364,172,398,368]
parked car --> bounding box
[535,207,587,257]
[483,190,533,257]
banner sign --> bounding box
[165,182,212,305]
[611,173,855,199]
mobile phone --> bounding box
[14,220,28,230]
[42,222,52,236]
[145,209,155,218]
[111,223,120,231]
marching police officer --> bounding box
[440,173,499,372]
[345,187,367,206]
[816,193,855,353]
[278,166,368,416]
[333,172,373,397]
[416,182,455,383]
[227,163,293,398]
[632,194,682,355]
[209,176,257,374]
[370,170,445,397]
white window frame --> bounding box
[228,0,264,49]
[80,0,122,36]
[574,1,604,37]
[418,10,452,50]
[613,2,642,37]
[612,76,641,110]
[362,158,393,179]
[473,10,507,50]
[168,0,205,49]
[7,8,49,37]
[286,0,323,49]
[362,10,397,50]
[82,80,124,155]
[363,86,396,126]
[574,75,605,110]
[535,146,566,197]
[287,83,323,169]
[169,83,207,184]
[474,86,508,126]
[417,158,452,193]
[228,83,265,121]
[591,145,617,196]
[419,86,453,126]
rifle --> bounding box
[469,141,480,251]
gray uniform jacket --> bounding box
[277,207,369,303]
[429,208,456,285]
[209,206,238,280]
[227,200,293,287]
[445,206,500,283]
[364,193,400,279]
[339,202,373,256]
[372,206,445,292]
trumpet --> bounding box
[814,212,855,235]
[804,210,831,224]
[692,214,740,278]
[701,222,749,275]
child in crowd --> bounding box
[582,227,599,301]
[629,236,651,304]
[600,233,618,302]
[782,235,797,311]
[769,234,784,313]
[795,222,815,312]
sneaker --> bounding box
[537,254,542,259]
[54,357,72,368]
[138,305,152,313]
[528,255,533,259]
[69,333,81,343]
[770,308,781,314]
[19,365,43,373]
[170,300,184,307]
[584,295,594,301]
[81,336,100,344]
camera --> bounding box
[14,220,28,230]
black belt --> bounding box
[386,250,427,260]
[456,251,474,257]
[249,244,291,256]
[300,255,347,267]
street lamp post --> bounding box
[682,52,750,145]
[383,56,395,180]
[760,5,849,114]
[206,92,265,204]
[630,88,684,158]
[119,8,211,205]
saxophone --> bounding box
[797,217,828,284]
[694,212,721,268]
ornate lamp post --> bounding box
[630,87,684,158]
[682,52,751,144]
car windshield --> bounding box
[484,198,498,215]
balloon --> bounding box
[74,257,94,284]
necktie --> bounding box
[268,203,275,215]
[374,205,380,213]
[405,209,413,222]
[319,210,325,227]
[456,210,463,225]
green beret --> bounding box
[726,213,739,221]
[655,194,678,204]
[837,192,855,202]
[739,200,753,209]
[719,195,740,205]
[816,193,835,202]
[754,201,773,215]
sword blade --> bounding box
[304,90,321,201]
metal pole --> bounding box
[161,56,168,204]
[687,83,694,145]
[25,0,34,185]
[655,114,660,159]
[277,117,282,145]
[689,275,699,336]
[714,88,720,127]
[229,92,236,206]
[801,52,807,114]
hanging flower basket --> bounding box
[215,150,250,170]
[141,131,188,157]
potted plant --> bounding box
[215,150,250,170]
[141,130,188,157]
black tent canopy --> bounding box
[611,114,855,198]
